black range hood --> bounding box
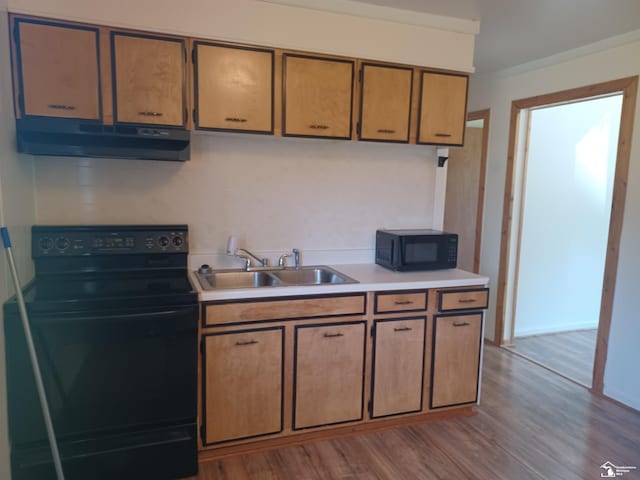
[16,118,191,161]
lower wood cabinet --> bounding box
[202,327,284,445]
[371,317,426,418]
[430,313,482,408]
[293,321,366,429]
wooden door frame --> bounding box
[467,109,490,273]
[493,76,638,395]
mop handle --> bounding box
[1,227,65,480]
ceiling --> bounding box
[266,0,640,73]
[355,0,640,73]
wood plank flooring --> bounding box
[507,329,597,386]
[189,345,640,479]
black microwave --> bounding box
[375,229,458,271]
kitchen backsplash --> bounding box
[34,132,441,257]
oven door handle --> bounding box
[32,306,198,325]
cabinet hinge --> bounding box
[370,324,375,337]
[192,109,197,124]
[192,47,197,64]
[367,400,372,415]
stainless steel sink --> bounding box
[196,266,358,290]
[197,270,281,290]
[271,267,355,285]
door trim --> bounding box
[494,76,638,395]
[467,109,490,273]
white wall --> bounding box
[8,0,476,72]
[0,1,37,478]
[514,96,621,336]
[34,134,441,262]
[469,33,640,409]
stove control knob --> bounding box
[39,237,53,252]
[172,236,184,248]
[56,237,70,251]
[158,236,170,248]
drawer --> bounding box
[204,293,366,326]
[438,288,489,312]
[374,290,427,314]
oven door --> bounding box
[6,305,198,448]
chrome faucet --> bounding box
[236,248,269,270]
[293,248,300,269]
[278,252,293,268]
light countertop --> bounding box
[191,264,489,301]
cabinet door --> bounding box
[371,317,425,418]
[203,327,283,445]
[112,32,186,126]
[195,42,273,133]
[359,63,413,142]
[283,54,354,139]
[294,321,365,429]
[431,313,482,408]
[417,71,468,146]
[14,19,101,120]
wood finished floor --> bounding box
[507,329,597,386]
[190,345,640,480]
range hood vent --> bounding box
[16,118,190,161]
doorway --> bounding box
[444,109,490,273]
[505,95,623,387]
[494,76,638,393]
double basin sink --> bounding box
[196,266,358,290]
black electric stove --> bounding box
[4,225,199,480]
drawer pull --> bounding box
[453,322,470,327]
[138,111,164,117]
[225,117,247,123]
[393,300,413,305]
[377,129,396,134]
[309,124,329,130]
[394,327,413,332]
[323,332,344,338]
[235,339,259,346]
[48,104,76,110]
[458,299,477,304]
[435,133,452,137]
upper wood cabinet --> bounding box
[417,71,468,146]
[195,42,273,133]
[111,32,186,126]
[358,63,413,143]
[283,54,354,139]
[12,18,101,120]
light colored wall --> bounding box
[8,0,476,72]
[34,134,441,261]
[514,96,621,336]
[469,33,640,409]
[0,1,37,478]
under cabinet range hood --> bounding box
[16,118,191,161]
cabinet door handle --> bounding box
[394,327,412,332]
[48,104,76,110]
[458,299,477,304]
[225,117,247,123]
[394,300,413,305]
[377,129,396,134]
[323,332,344,338]
[309,124,329,130]
[235,339,259,346]
[453,322,470,327]
[138,111,164,117]
[435,133,452,137]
